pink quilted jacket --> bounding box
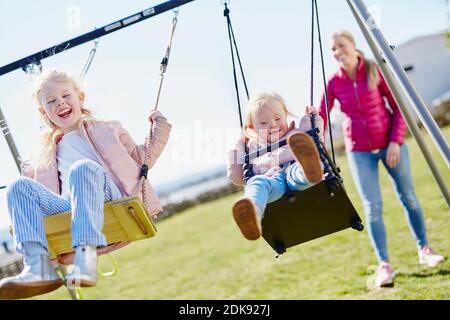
[226,114,324,186]
[319,57,407,152]
[21,118,171,264]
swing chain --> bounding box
[79,37,100,82]
[132,9,180,213]
[173,8,179,18]
[159,11,178,76]
[146,8,179,174]
[22,61,43,75]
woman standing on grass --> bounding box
[319,30,444,288]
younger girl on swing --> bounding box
[227,91,325,240]
[0,70,171,299]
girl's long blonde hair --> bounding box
[32,70,93,168]
[332,30,380,90]
[244,91,293,140]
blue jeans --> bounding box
[347,144,427,262]
[244,162,315,218]
[7,160,123,254]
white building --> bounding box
[394,31,450,110]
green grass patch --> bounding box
[39,127,450,300]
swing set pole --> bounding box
[0,106,22,172]
[347,0,450,169]
[0,0,196,77]
[347,0,450,208]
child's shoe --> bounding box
[418,245,445,267]
[288,132,323,184]
[0,253,63,299]
[374,261,395,287]
[232,198,262,240]
[65,245,98,288]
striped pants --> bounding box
[7,160,123,254]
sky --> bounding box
[0,0,448,231]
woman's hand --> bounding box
[148,110,166,123]
[386,142,401,168]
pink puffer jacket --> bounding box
[319,57,407,152]
[21,118,171,264]
[226,114,324,186]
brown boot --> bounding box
[232,198,262,240]
[288,132,323,184]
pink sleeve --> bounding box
[319,77,336,132]
[117,118,172,169]
[377,69,407,144]
[226,138,246,186]
[21,159,35,179]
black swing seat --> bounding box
[259,128,364,256]
[261,176,363,256]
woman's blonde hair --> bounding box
[32,70,93,168]
[331,30,380,90]
[243,91,292,140]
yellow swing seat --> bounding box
[44,196,157,261]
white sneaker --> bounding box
[65,245,98,288]
[0,254,63,299]
[374,262,395,287]
[418,245,445,267]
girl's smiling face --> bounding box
[39,81,85,133]
[252,99,288,143]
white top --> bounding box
[56,130,101,199]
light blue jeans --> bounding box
[244,162,315,218]
[7,160,123,254]
[347,143,427,262]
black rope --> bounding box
[224,3,249,128]
[223,2,253,183]
[227,11,250,100]
[310,0,315,111]
[314,0,336,165]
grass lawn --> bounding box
[38,127,450,300]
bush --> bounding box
[157,182,242,220]
[432,98,450,127]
